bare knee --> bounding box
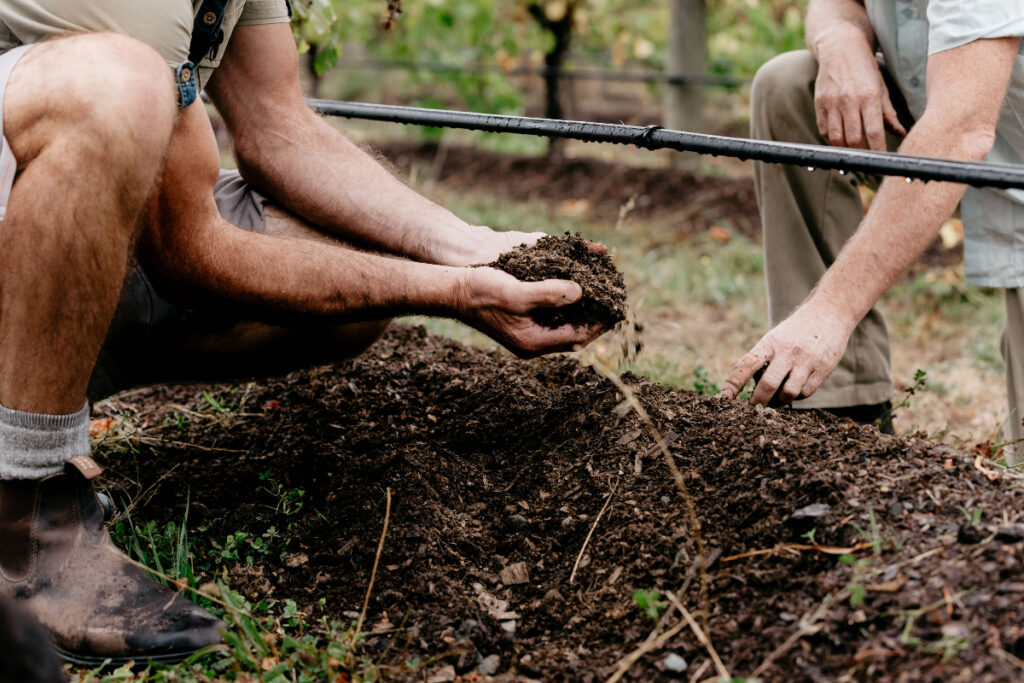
[6,33,176,167]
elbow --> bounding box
[232,130,268,181]
[916,111,998,162]
[958,128,997,162]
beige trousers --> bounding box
[752,50,1024,453]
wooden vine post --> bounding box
[665,0,706,134]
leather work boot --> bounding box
[0,456,224,667]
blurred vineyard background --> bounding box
[291,0,805,138]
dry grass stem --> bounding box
[581,351,709,620]
[570,479,618,584]
[722,541,874,563]
[751,591,839,678]
[605,613,688,683]
[354,487,393,642]
[112,548,253,617]
[664,591,729,680]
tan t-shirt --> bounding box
[0,0,290,87]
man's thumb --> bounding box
[532,279,582,308]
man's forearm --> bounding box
[806,0,875,58]
[232,111,492,267]
[807,119,983,328]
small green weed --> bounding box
[691,364,721,395]
[959,505,984,527]
[838,554,872,607]
[258,470,306,516]
[632,588,667,621]
[208,526,289,567]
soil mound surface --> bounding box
[489,234,627,329]
[96,325,1024,681]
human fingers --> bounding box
[841,98,866,149]
[514,322,596,358]
[751,359,791,405]
[814,94,831,143]
[775,364,811,405]
[826,107,847,148]
[524,278,583,309]
[881,96,907,137]
[799,368,827,400]
[862,100,887,152]
[586,241,608,255]
[721,348,770,399]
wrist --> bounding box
[811,24,873,63]
[427,221,495,267]
[803,290,863,334]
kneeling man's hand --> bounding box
[454,267,605,358]
[720,302,855,405]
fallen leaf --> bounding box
[88,417,115,438]
[708,225,732,243]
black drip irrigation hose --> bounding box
[309,99,1024,190]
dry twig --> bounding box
[664,591,729,680]
[570,480,618,584]
[605,612,687,683]
[354,487,393,642]
[722,540,874,563]
[751,590,839,678]
[581,352,710,620]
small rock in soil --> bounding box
[662,653,688,673]
[488,233,627,329]
[478,654,501,675]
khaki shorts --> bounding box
[88,170,271,401]
[0,45,32,221]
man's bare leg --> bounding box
[0,35,174,413]
[0,34,223,667]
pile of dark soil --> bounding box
[96,326,1024,681]
[488,234,626,329]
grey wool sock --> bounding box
[0,401,90,480]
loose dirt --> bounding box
[488,234,627,329]
[95,325,1024,682]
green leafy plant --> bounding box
[258,470,307,516]
[632,588,667,621]
[691,364,721,395]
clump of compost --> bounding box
[488,233,627,329]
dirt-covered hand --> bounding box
[814,27,906,151]
[720,304,855,405]
[455,267,604,358]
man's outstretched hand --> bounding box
[720,302,855,404]
[455,267,604,358]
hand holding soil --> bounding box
[487,233,626,329]
[455,266,604,358]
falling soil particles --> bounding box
[94,325,1024,682]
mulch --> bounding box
[94,324,1024,681]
